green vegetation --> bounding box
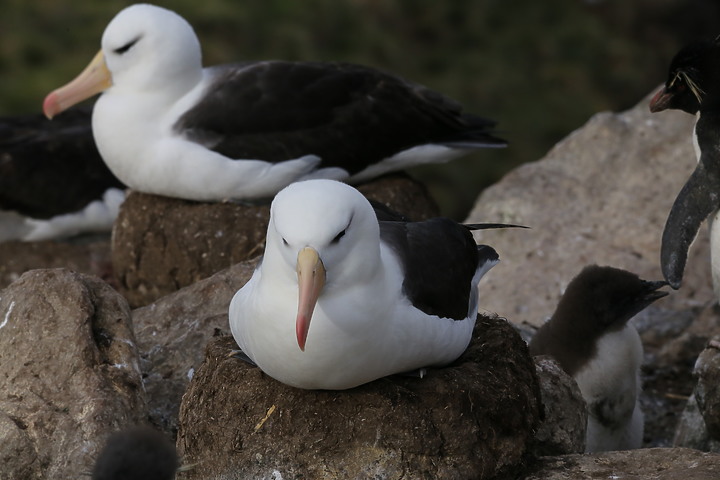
[2,0,716,218]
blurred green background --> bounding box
[2,0,719,219]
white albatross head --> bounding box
[43,4,202,118]
[266,179,382,351]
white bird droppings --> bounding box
[0,301,15,330]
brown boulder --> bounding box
[531,356,587,455]
[113,173,440,307]
[354,173,440,219]
[467,95,702,326]
[524,447,720,480]
[176,314,541,480]
[111,192,269,308]
[0,269,146,479]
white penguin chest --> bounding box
[573,325,642,420]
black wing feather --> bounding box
[174,61,505,174]
[380,218,497,320]
[0,108,124,218]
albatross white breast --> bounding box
[229,179,500,390]
[42,4,505,203]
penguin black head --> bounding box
[650,38,720,114]
[91,426,179,480]
[553,266,668,335]
[529,265,668,375]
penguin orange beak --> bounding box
[43,50,112,119]
[296,247,326,351]
[649,87,672,113]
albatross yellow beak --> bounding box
[43,50,112,119]
[296,247,326,352]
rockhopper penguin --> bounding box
[650,38,720,296]
[529,265,668,452]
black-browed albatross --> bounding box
[0,108,125,241]
[43,4,505,203]
[229,179,508,390]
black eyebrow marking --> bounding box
[114,36,141,55]
[331,217,353,244]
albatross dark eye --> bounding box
[282,237,289,246]
[331,229,346,244]
[114,37,140,55]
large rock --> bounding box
[0,269,146,479]
[525,448,720,479]
[468,95,704,325]
[177,315,541,480]
[132,260,256,433]
[113,174,440,307]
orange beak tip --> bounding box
[295,247,326,353]
[649,88,670,113]
[42,93,57,120]
[41,50,111,120]
[296,315,308,351]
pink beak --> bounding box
[649,87,672,113]
[43,50,112,119]
[295,247,326,351]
